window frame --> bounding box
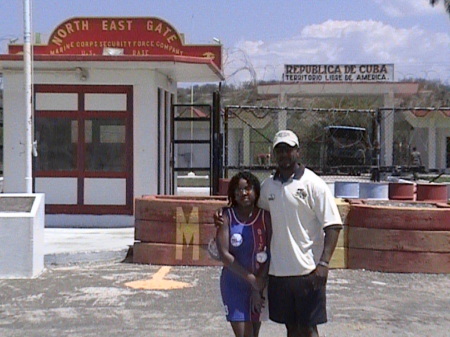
[34,84,133,215]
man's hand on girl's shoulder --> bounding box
[214,208,224,228]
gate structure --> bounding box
[171,104,213,194]
[223,105,379,181]
[223,106,450,182]
[171,92,222,195]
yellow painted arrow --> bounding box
[125,266,193,290]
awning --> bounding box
[0,54,224,83]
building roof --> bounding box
[0,54,224,82]
[0,17,224,83]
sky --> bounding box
[0,0,449,85]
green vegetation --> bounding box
[178,79,450,108]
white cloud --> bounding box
[224,20,450,85]
[373,0,441,17]
[238,40,265,56]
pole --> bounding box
[23,0,33,192]
[190,85,194,169]
[211,91,221,195]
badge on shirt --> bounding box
[256,250,268,263]
[295,188,307,199]
[230,233,243,247]
[268,194,275,201]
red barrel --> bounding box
[388,182,415,200]
[416,183,448,202]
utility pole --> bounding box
[23,0,33,192]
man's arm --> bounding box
[320,225,342,264]
[312,225,342,289]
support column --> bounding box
[428,123,436,169]
[277,110,287,130]
[243,124,251,166]
[382,92,395,166]
[277,93,287,130]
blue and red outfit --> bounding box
[220,207,270,322]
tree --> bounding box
[430,0,450,16]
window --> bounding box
[85,119,126,172]
[35,118,77,171]
[34,85,133,214]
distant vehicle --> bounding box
[320,126,371,171]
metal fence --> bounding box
[223,106,450,181]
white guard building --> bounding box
[0,17,224,227]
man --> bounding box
[216,130,342,337]
[410,146,422,167]
[410,146,422,180]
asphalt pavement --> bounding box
[0,228,449,337]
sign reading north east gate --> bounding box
[8,17,222,70]
[283,64,394,83]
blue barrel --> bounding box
[334,181,359,199]
[359,182,389,200]
[326,181,335,196]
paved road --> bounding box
[1,255,449,337]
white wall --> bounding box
[3,71,28,192]
[437,128,450,170]
[0,193,45,278]
[2,64,176,227]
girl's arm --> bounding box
[216,210,261,291]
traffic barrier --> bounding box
[347,200,450,273]
[134,195,227,266]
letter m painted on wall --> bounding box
[175,206,200,260]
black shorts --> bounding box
[268,273,327,326]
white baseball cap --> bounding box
[273,130,299,148]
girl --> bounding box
[217,171,272,337]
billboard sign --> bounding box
[283,64,394,83]
[7,17,222,70]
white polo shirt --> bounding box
[258,167,342,277]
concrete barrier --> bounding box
[0,194,45,278]
[347,200,450,273]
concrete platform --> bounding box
[44,227,134,265]
[0,261,449,337]
[0,227,448,336]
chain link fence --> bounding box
[380,107,450,172]
[223,106,450,181]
